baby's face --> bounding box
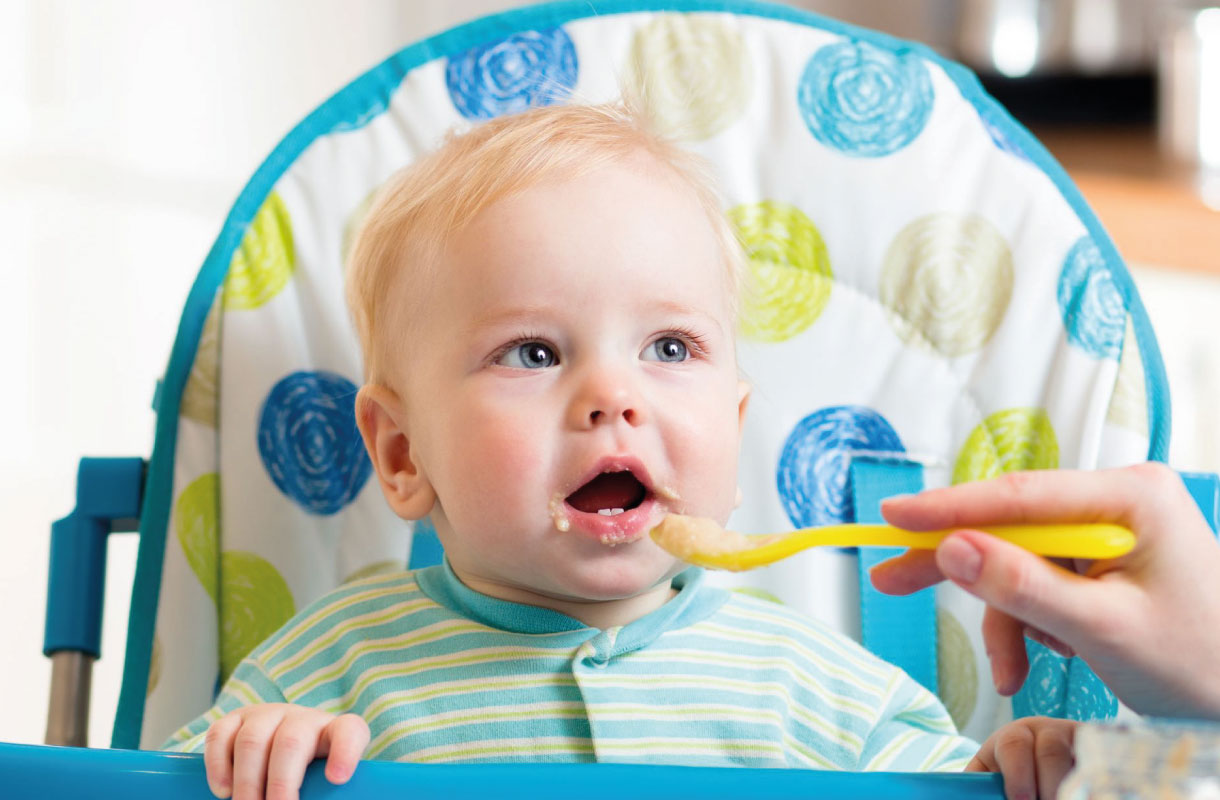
[393,157,747,604]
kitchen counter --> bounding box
[1034,126,1220,275]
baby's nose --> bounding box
[568,370,646,429]
[588,406,639,425]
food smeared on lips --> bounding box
[566,470,647,516]
[548,493,571,532]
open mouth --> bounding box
[565,470,648,517]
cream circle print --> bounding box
[936,608,978,731]
[341,188,379,270]
[1107,320,1148,435]
[880,213,1014,357]
[219,550,295,685]
[626,14,752,141]
[180,297,221,428]
[175,472,220,604]
[728,201,833,342]
[223,191,295,311]
[953,407,1059,485]
[146,633,162,698]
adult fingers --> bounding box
[319,714,371,785]
[868,549,944,595]
[203,711,243,798]
[933,530,1111,651]
[230,712,280,800]
[1033,720,1076,800]
[981,606,1028,696]
[880,468,1149,532]
[265,710,330,800]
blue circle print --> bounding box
[1013,640,1118,721]
[1065,660,1119,722]
[1057,236,1128,359]
[797,39,933,158]
[1012,640,1068,718]
[776,405,905,528]
[257,370,371,516]
[981,114,1029,161]
[446,28,578,121]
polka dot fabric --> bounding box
[135,1,1167,749]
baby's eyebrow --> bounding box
[646,300,726,334]
[467,305,554,332]
[466,300,726,335]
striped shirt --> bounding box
[163,562,976,770]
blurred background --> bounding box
[2,0,1218,747]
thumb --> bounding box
[936,529,1106,649]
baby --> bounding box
[165,101,1075,800]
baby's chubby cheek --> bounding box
[444,423,549,511]
[664,431,741,521]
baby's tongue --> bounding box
[566,472,645,513]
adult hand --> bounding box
[869,463,1220,719]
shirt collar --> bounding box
[414,559,728,651]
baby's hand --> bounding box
[203,703,370,800]
[968,716,1077,800]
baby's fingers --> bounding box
[203,711,244,798]
[978,723,1036,800]
[265,710,340,800]
[1031,720,1075,800]
[319,714,371,785]
[231,712,281,800]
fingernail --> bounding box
[939,535,982,583]
[880,493,915,507]
[990,660,1017,696]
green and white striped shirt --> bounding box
[164,562,976,771]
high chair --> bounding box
[26,0,1220,796]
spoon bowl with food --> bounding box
[649,514,1135,572]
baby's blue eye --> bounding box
[645,337,688,363]
[500,342,557,369]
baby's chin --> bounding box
[547,557,687,603]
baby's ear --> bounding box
[736,380,751,439]
[355,384,436,520]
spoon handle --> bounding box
[710,523,1134,571]
[812,523,1134,558]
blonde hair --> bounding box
[345,100,743,385]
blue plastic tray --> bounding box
[0,741,1004,798]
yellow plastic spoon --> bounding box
[649,514,1135,572]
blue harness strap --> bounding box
[851,459,938,695]
[1179,471,1220,535]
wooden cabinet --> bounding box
[1035,126,1220,275]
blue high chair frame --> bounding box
[20,0,1220,796]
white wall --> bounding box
[2,0,1218,750]
[0,0,533,748]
